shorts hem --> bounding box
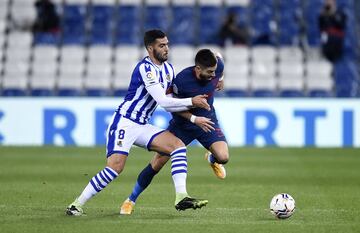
[146,130,166,151]
[107,151,129,158]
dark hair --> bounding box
[195,49,217,68]
[144,29,166,48]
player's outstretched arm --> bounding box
[147,84,211,111]
[146,84,192,109]
[175,111,215,132]
[191,94,211,111]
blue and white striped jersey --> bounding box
[117,56,175,124]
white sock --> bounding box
[77,166,118,205]
[170,147,188,194]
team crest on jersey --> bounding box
[166,73,171,81]
[117,141,123,147]
[146,71,153,80]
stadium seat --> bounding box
[115,45,140,65]
[278,46,303,63]
[7,31,33,49]
[115,2,142,44]
[250,0,276,45]
[60,45,85,65]
[89,4,113,44]
[32,62,57,78]
[86,45,112,84]
[333,58,359,97]
[10,0,36,30]
[170,2,196,44]
[33,46,59,63]
[84,65,112,96]
[87,45,112,64]
[306,74,333,97]
[113,45,140,95]
[198,0,223,44]
[57,73,83,96]
[251,61,276,77]
[33,32,60,45]
[306,60,332,78]
[250,47,277,97]
[59,62,84,77]
[278,62,304,77]
[30,74,57,96]
[0,1,8,19]
[250,74,277,97]
[278,0,301,45]
[113,61,136,96]
[144,0,170,31]
[278,73,305,98]
[59,46,85,87]
[225,2,250,27]
[4,60,30,79]
[251,46,276,63]
[169,45,195,71]
[31,46,58,92]
[5,47,31,69]
[278,20,300,46]
[305,59,334,97]
[1,74,28,96]
[224,0,250,6]
[304,0,322,46]
[224,46,249,64]
[225,63,249,97]
[62,4,87,44]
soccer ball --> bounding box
[269,193,296,219]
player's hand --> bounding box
[194,117,215,132]
[191,95,210,111]
[216,79,224,91]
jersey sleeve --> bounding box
[173,73,184,97]
[216,56,225,78]
[139,63,159,87]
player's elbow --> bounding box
[157,99,172,109]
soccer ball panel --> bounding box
[269,193,296,219]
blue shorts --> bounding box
[167,121,227,150]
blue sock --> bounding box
[208,153,219,164]
[129,164,158,202]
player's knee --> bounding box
[107,154,126,174]
[171,137,185,151]
[216,153,229,164]
[218,158,228,164]
[109,161,124,174]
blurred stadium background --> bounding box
[0,0,359,97]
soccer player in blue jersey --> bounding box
[120,49,229,214]
[66,30,210,216]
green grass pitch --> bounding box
[1,146,360,233]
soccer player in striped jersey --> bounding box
[120,49,229,215]
[66,30,209,216]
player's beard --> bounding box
[199,74,214,84]
[153,49,168,63]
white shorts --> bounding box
[106,113,165,157]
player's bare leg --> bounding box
[205,141,229,179]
